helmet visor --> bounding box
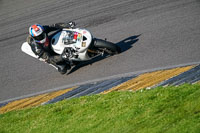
[34,32,46,41]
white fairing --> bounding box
[51,28,92,61]
[21,42,45,61]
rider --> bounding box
[27,22,76,74]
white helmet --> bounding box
[29,24,46,43]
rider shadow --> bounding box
[67,35,141,75]
[116,34,140,52]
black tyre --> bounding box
[93,38,121,55]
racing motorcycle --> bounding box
[21,27,121,73]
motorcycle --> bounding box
[21,27,121,73]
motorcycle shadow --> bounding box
[67,35,140,75]
[117,34,140,52]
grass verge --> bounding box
[0,84,200,133]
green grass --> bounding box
[0,84,200,133]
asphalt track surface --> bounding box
[0,0,200,102]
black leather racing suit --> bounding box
[27,22,73,73]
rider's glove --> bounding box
[68,21,76,28]
[51,21,76,29]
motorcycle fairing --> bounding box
[21,42,45,61]
[51,28,92,55]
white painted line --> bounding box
[1,61,200,104]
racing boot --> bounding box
[46,55,71,74]
[57,64,71,75]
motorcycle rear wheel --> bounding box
[93,38,121,55]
